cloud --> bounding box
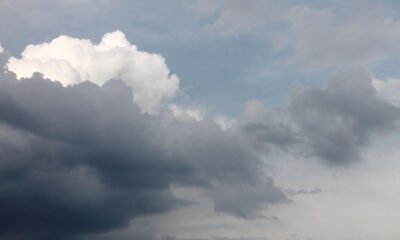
[201,1,400,70]
[0,58,287,239]
[207,179,288,219]
[168,104,205,122]
[290,69,400,164]
[213,115,235,131]
[233,71,400,166]
[284,5,400,70]
[6,30,179,114]
[0,73,183,240]
[286,188,322,197]
[237,100,299,152]
[372,76,400,107]
[204,0,282,36]
[0,43,3,53]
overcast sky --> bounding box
[1,1,400,240]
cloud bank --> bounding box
[0,52,287,239]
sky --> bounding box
[1,0,400,240]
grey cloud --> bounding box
[290,69,400,165]
[0,77,185,240]
[243,122,298,150]
[237,100,299,152]
[207,179,288,219]
[204,0,283,36]
[284,5,400,70]
[159,117,289,219]
[200,1,400,69]
[0,57,287,239]
[237,69,400,166]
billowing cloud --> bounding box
[0,57,287,239]
[290,69,400,164]
[0,43,3,53]
[6,30,179,114]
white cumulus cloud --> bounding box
[214,115,236,130]
[6,30,179,114]
[168,104,205,122]
[373,77,400,107]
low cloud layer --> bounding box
[0,53,287,239]
[6,31,179,114]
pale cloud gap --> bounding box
[6,30,179,114]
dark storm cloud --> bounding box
[0,56,287,239]
[290,69,400,165]
[0,75,186,240]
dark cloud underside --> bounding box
[0,56,287,240]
